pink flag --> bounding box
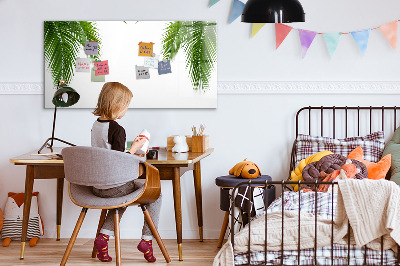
[298,29,317,58]
[378,21,398,50]
[275,23,293,49]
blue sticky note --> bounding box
[158,60,172,75]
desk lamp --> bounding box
[38,80,80,154]
[241,0,305,23]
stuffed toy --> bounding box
[348,146,391,180]
[1,192,44,247]
[172,135,189,153]
[229,159,261,179]
[289,150,333,191]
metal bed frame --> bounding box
[230,106,400,266]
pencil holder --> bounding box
[191,135,209,153]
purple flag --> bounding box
[298,29,317,58]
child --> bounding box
[91,82,162,263]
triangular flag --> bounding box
[209,0,220,7]
[275,23,293,49]
[323,33,341,58]
[251,23,266,38]
[378,21,398,50]
[229,0,245,24]
[351,29,370,55]
[298,29,317,58]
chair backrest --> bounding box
[62,146,145,187]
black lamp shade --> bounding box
[52,85,80,107]
[241,0,305,23]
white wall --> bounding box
[1,0,400,240]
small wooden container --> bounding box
[191,135,209,153]
[167,135,192,151]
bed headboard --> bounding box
[290,106,400,179]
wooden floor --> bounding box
[0,239,221,265]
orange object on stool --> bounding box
[229,159,261,179]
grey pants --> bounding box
[92,180,162,240]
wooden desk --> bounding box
[10,147,213,261]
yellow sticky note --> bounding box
[138,42,154,57]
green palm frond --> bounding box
[44,21,101,87]
[161,21,217,91]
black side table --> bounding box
[215,175,275,248]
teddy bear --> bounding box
[172,135,189,153]
[1,192,44,247]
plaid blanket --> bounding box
[234,191,397,265]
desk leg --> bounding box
[20,165,35,259]
[193,161,203,242]
[56,178,64,241]
[172,167,183,261]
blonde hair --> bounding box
[93,82,133,120]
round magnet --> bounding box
[92,66,97,71]
[163,59,167,63]
[151,53,156,57]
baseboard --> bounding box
[1,81,400,95]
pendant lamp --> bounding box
[38,80,80,154]
[241,0,305,23]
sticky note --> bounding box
[136,66,150,79]
[85,41,98,55]
[158,60,172,75]
[144,57,159,68]
[138,42,154,57]
[76,58,91,72]
[91,68,105,82]
[94,60,109,76]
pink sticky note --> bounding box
[94,60,109,76]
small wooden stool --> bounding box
[215,175,275,248]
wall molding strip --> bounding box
[1,81,400,95]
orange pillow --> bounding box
[347,146,391,180]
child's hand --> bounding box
[129,137,147,154]
[134,149,149,157]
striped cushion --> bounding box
[295,131,385,167]
[1,217,40,240]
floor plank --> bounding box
[0,239,221,265]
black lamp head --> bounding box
[241,0,305,23]
[52,81,80,107]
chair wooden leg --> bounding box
[217,211,230,248]
[141,205,171,263]
[114,210,121,266]
[60,208,88,266]
[91,209,108,258]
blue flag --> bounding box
[323,33,341,58]
[229,0,245,23]
[351,29,371,55]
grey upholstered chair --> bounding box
[60,146,171,265]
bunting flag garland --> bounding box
[275,23,293,49]
[351,29,370,55]
[229,0,245,24]
[378,21,398,50]
[298,29,317,58]
[209,0,220,7]
[207,2,400,58]
[251,23,266,38]
[323,33,341,58]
